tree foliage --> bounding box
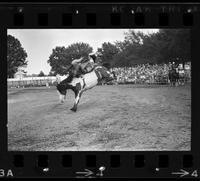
[7,35,28,78]
[111,29,191,67]
[47,42,93,75]
[97,42,120,68]
[38,70,45,77]
[47,29,191,73]
[48,71,56,76]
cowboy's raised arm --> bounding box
[71,57,84,65]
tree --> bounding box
[97,42,119,67]
[112,31,148,66]
[112,29,191,67]
[141,29,191,65]
[38,71,45,77]
[7,35,28,78]
[159,29,191,65]
[48,71,56,76]
[124,30,146,45]
[48,42,93,75]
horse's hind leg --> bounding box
[71,91,82,112]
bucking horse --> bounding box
[56,65,115,112]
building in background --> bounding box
[14,68,26,79]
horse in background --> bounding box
[168,68,179,86]
[56,65,115,112]
[177,69,186,85]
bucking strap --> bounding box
[94,69,102,81]
[82,78,86,89]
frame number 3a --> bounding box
[0,169,14,177]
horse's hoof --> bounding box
[70,108,77,112]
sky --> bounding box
[8,29,159,75]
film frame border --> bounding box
[0,2,200,178]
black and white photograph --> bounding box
[7,29,191,151]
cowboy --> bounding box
[172,61,177,70]
[71,52,102,77]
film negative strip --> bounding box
[0,0,200,178]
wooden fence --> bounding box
[7,77,57,88]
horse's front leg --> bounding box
[71,91,82,112]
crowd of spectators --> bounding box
[110,63,191,84]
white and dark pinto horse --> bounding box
[56,65,114,112]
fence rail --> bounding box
[7,75,191,88]
[7,77,57,88]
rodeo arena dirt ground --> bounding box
[8,84,191,151]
